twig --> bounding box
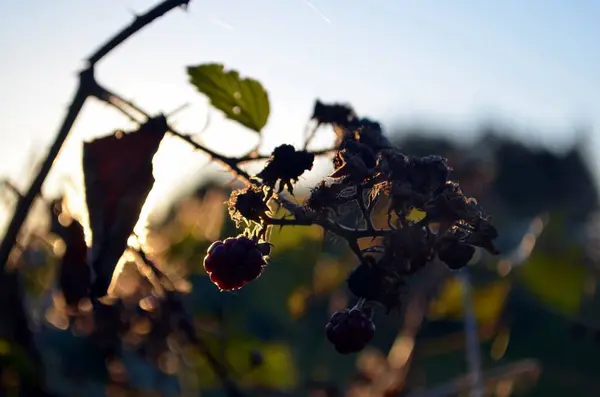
[264,213,386,241]
[263,195,387,260]
[92,82,336,183]
[88,0,191,66]
[237,147,336,164]
[169,129,254,183]
[92,79,336,187]
[90,82,255,184]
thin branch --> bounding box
[262,195,387,261]
[88,0,191,66]
[169,129,254,183]
[237,147,336,164]
[90,82,255,184]
[265,214,387,241]
[93,81,382,262]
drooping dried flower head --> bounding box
[256,144,315,195]
[227,186,269,226]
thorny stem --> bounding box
[92,82,339,189]
[91,82,256,184]
[263,195,387,261]
[265,214,387,240]
[92,81,339,186]
[237,147,336,164]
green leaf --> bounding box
[187,63,270,133]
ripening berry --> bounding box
[203,236,266,291]
[438,242,475,270]
[325,308,375,354]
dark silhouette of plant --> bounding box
[0,0,499,395]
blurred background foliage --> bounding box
[5,122,600,396]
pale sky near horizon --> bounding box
[0,0,599,230]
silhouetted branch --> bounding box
[88,0,190,66]
[237,147,336,164]
[90,82,255,183]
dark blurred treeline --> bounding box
[6,122,600,396]
[387,125,600,396]
[392,125,598,223]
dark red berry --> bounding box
[325,308,375,354]
[224,238,236,249]
[207,240,223,255]
[203,236,268,291]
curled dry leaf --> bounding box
[83,116,168,298]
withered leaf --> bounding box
[83,116,167,298]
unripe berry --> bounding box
[325,308,375,354]
[203,236,267,291]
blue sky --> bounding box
[0,0,599,227]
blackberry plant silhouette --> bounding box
[203,89,499,355]
[0,1,500,394]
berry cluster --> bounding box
[325,307,376,354]
[205,101,498,355]
[203,236,269,291]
